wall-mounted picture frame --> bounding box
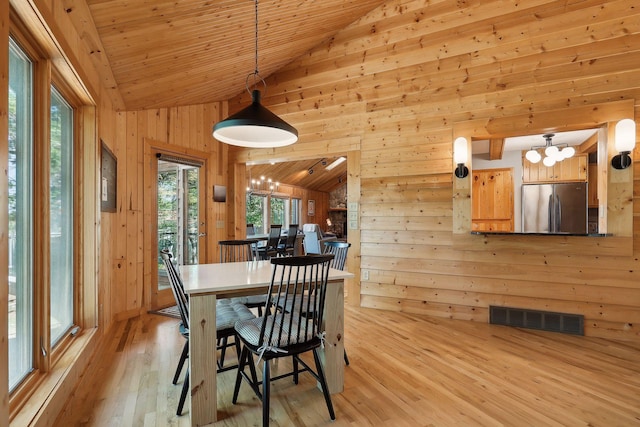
[308,199,315,216]
[100,140,117,213]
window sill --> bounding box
[10,327,100,426]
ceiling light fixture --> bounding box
[212,0,298,148]
[246,174,279,195]
[307,158,327,175]
[325,157,346,170]
[525,133,575,166]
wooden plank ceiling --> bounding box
[85,0,386,111]
[247,157,347,193]
[84,0,382,191]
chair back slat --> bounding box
[323,241,351,271]
[160,250,189,330]
[219,239,255,263]
[260,255,333,349]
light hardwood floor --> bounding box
[55,305,640,426]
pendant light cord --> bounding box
[245,0,266,94]
[254,0,259,75]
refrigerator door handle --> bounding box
[556,195,562,233]
[548,194,554,232]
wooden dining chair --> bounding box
[277,223,299,256]
[323,241,352,365]
[219,239,255,263]
[276,241,352,365]
[323,240,350,270]
[160,250,256,416]
[218,239,266,316]
[258,224,282,260]
[232,255,336,427]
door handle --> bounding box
[198,233,206,237]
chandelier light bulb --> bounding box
[543,156,556,167]
[545,145,559,157]
[562,146,575,159]
[525,149,541,163]
[552,150,565,162]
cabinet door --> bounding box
[557,155,587,181]
[523,153,587,183]
[472,168,514,232]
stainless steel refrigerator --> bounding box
[522,182,588,234]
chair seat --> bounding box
[235,313,315,350]
[217,301,256,330]
[228,294,266,307]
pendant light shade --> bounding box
[212,0,298,148]
[213,90,298,147]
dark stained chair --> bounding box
[258,224,282,260]
[219,239,266,316]
[323,240,350,270]
[277,223,299,256]
[276,240,352,365]
[160,250,256,416]
[232,255,336,427]
[323,240,352,365]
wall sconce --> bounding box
[611,118,636,170]
[453,137,469,178]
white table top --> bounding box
[180,260,354,296]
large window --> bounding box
[8,37,34,392]
[246,194,267,233]
[291,198,301,225]
[8,36,78,394]
[270,197,286,226]
[246,194,301,233]
[50,87,74,346]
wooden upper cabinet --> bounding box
[522,152,587,183]
[472,168,514,232]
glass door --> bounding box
[155,157,204,305]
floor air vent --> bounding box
[490,306,584,335]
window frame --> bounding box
[8,22,86,416]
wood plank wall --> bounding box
[228,0,640,341]
[16,0,640,344]
[105,107,332,320]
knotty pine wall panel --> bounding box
[107,103,225,320]
[230,0,640,341]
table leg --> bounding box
[189,294,218,425]
[321,279,345,394]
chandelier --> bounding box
[525,133,575,167]
[246,175,279,195]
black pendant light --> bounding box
[213,0,298,148]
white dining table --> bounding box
[180,259,353,426]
